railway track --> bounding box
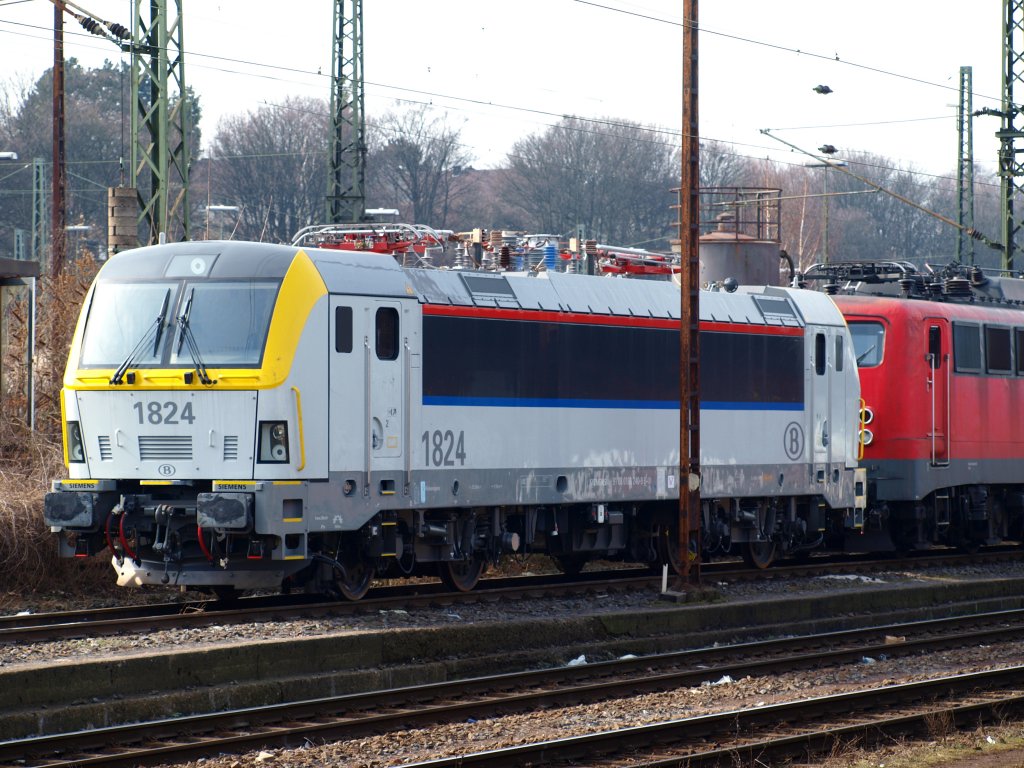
[5,605,1024,767]
[0,567,654,643]
[2,548,1017,644]
[397,669,1024,768]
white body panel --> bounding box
[257,296,330,480]
[328,296,420,476]
[72,390,258,480]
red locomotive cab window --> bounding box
[985,325,1012,374]
[953,322,982,373]
[848,322,884,367]
[928,325,942,369]
[1016,329,1024,375]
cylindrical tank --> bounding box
[699,213,782,287]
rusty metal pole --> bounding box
[679,0,701,585]
[51,4,67,277]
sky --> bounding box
[0,0,1008,181]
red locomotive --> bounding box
[808,261,1024,551]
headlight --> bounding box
[258,421,289,463]
[859,428,874,446]
[66,421,86,464]
[860,406,874,425]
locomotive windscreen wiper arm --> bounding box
[109,289,170,385]
[856,344,876,365]
[177,289,215,385]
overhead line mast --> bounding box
[999,0,1024,272]
[51,2,66,275]
[328,0,366,224]
[957,66,975,266]
[131,0,190,244]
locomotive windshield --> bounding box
[80,283,172,368]
[169,282,278,366]
[848,321,885,367]
[79,279,279,369]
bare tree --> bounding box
[206,96,327,243]
[700,139,748,189]
[0,60,174,260]
[504,116,678,248]
[366,105,474,226]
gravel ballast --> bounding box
[3,560,1024,766]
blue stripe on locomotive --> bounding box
[422,396,803,410]
[422,315,805,410]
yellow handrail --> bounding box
[291,386,307,471]
[857,397,867,461]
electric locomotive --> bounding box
[44,240,864,598]
[808,260,1024,551]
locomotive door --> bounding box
[329,297,407,482]
[925,317,950,466]
[810,330,832,480]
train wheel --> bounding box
[438,559,484,592]
[742,540,777,569]
[334,557,373,601]
[553,554,588,576]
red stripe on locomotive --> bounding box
[422,303,805,336]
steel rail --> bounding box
[1,548,1020,643]
[399,669,1024,767]
[5,607,1024,767]
[0,569,654,642]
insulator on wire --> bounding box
[107,22,130,40]
[79,16,104,35]
[71,8,130,41]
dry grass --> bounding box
[0,262,114,601]
[815,724,1024,767]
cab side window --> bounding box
[953,322,981,373]
[376,307,399,360]
[334,306,353,353]
[814,333,826,375]
[985,325,1012,374]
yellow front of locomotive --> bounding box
[44,241,328,592]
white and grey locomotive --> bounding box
[44,241,864,598]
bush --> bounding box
[0,261,112,600]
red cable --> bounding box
[118,512,138,562]
[196,524,214,563]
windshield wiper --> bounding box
[177,288,215,385]
[110,290,170,385]
[856,343,877,365]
